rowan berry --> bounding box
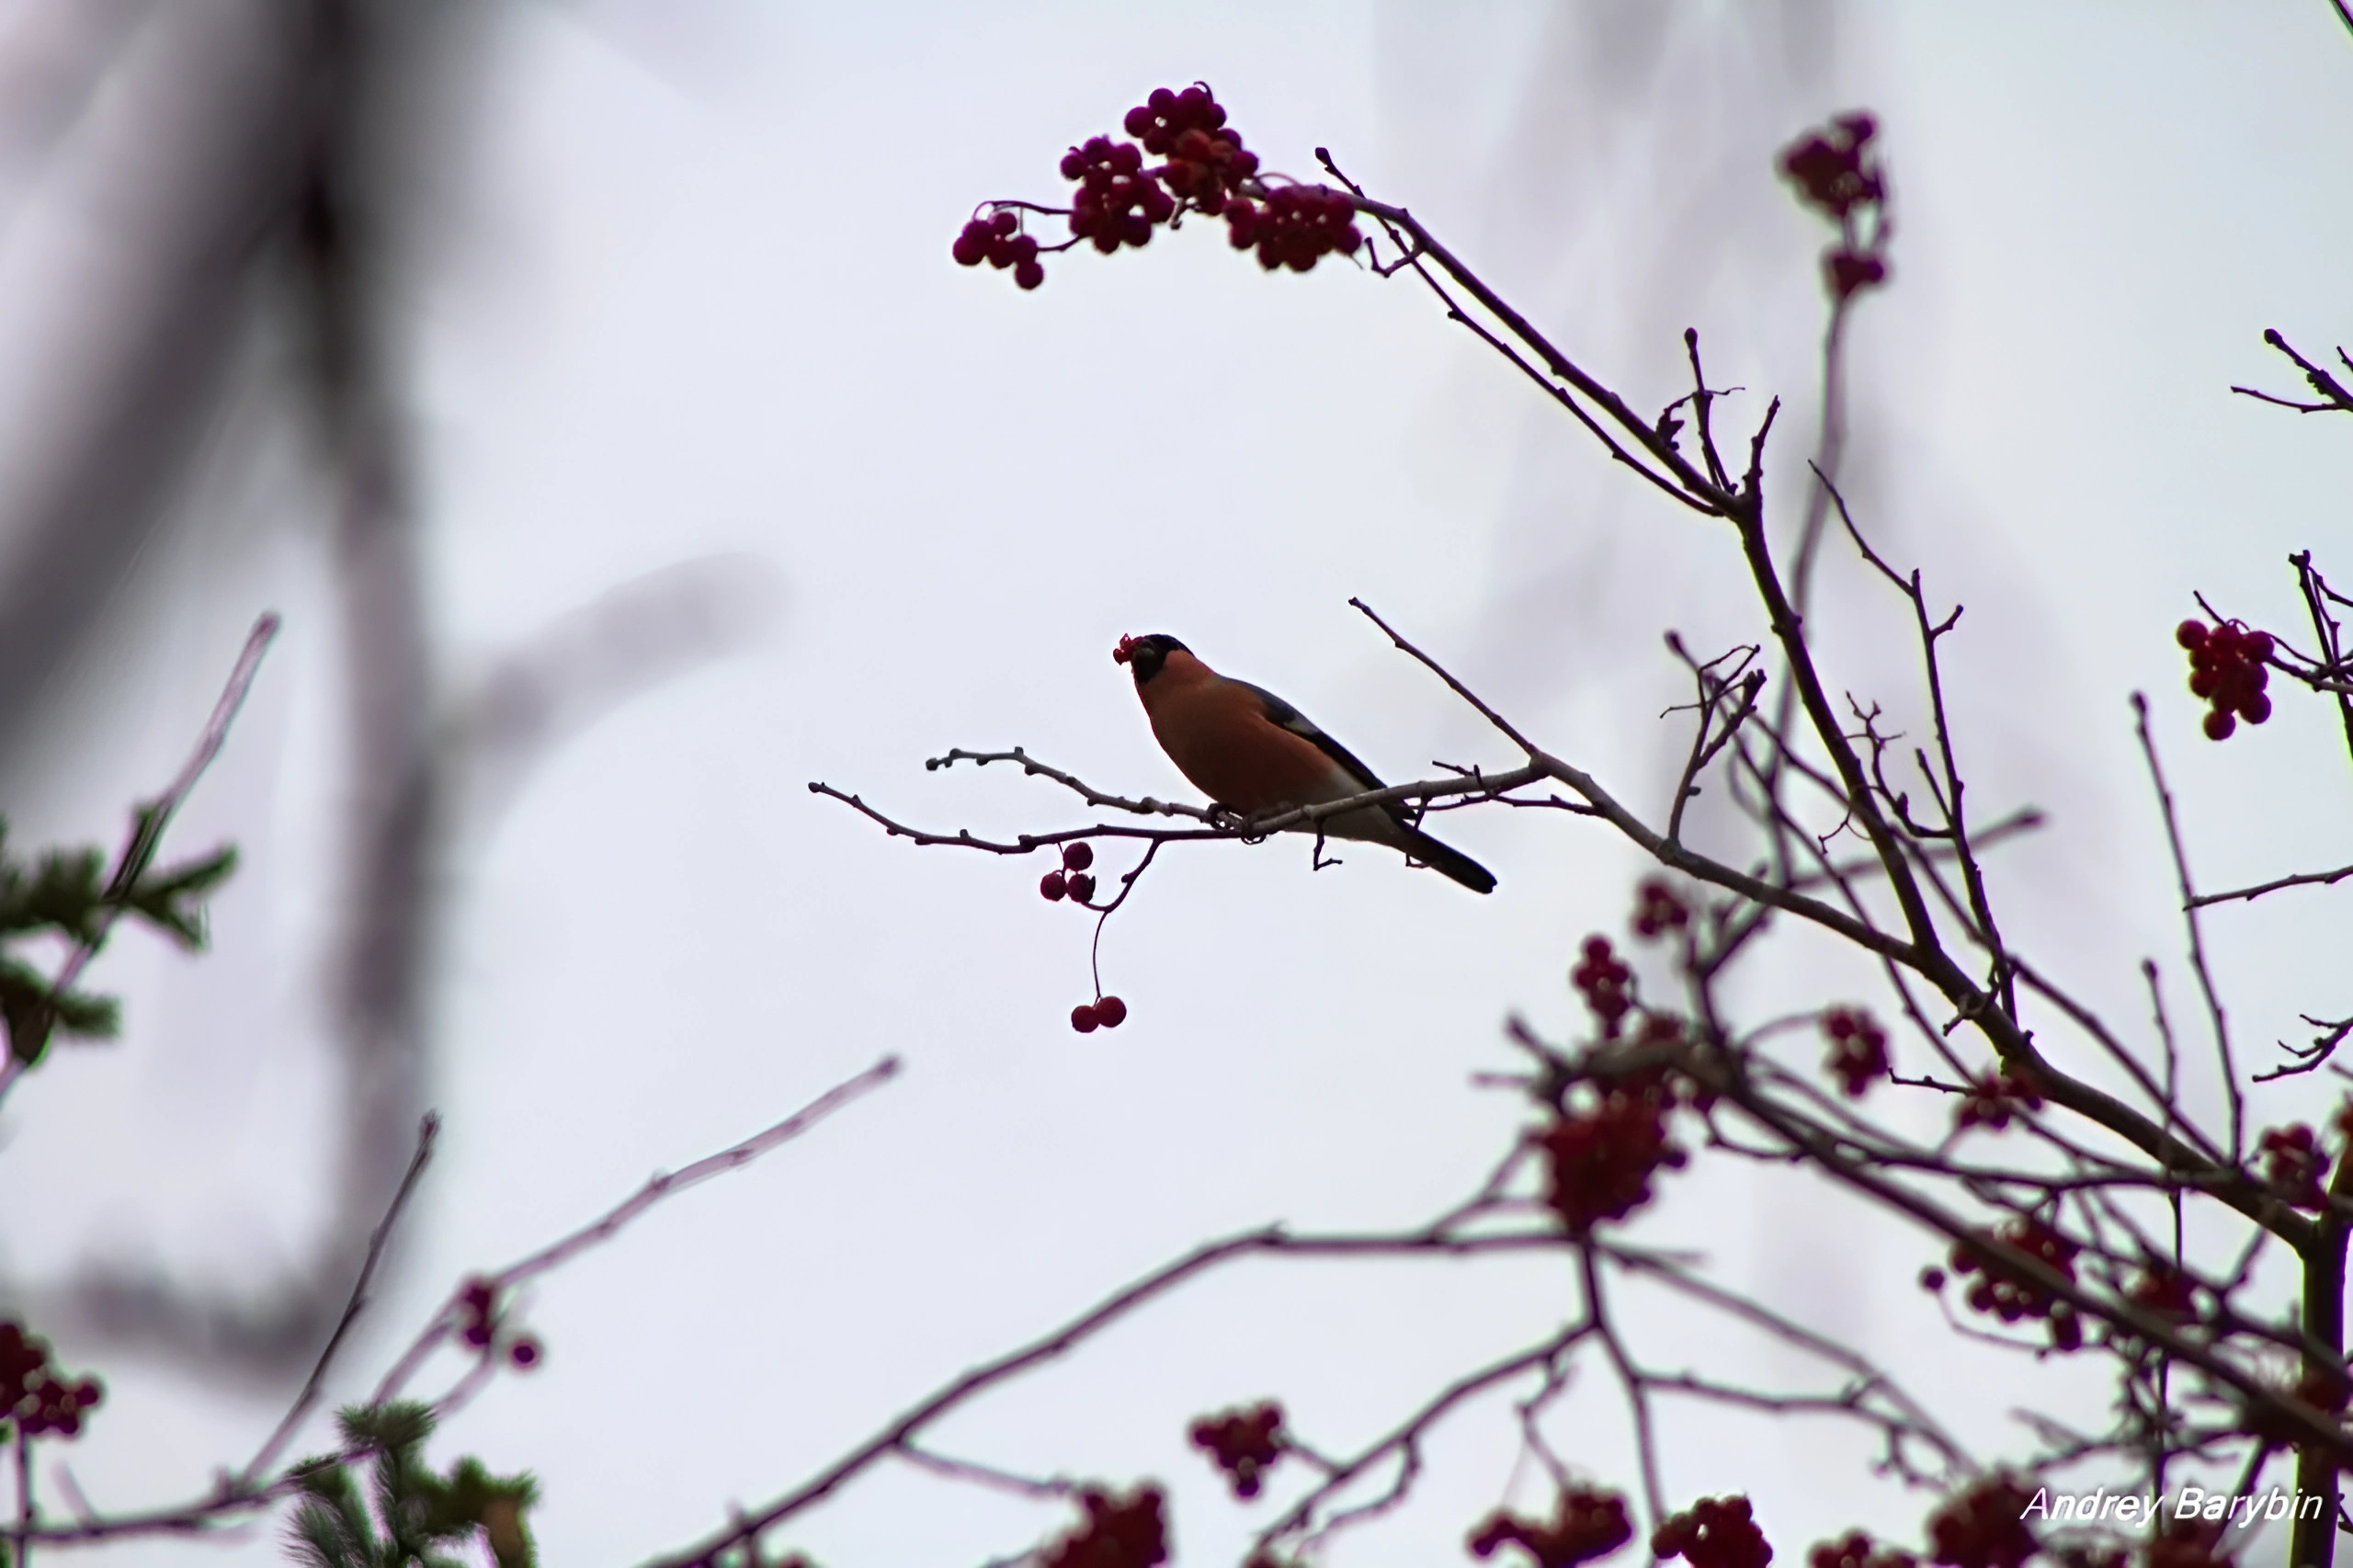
[2259,1122,2331,1210]
[459,1278,499,1348]
[1822,1007,1890,1096]
[1540,1094,1685,1234]
[1632,878,1688,939]
[1226,184,1361,273]
[1948,1219,2081,1349]
[507,1335,542,1370]
[1925,1475,2040,1568]
[1036,1484,1167,1568]
[1571,936,1635,1039]
[1071,1004,1101,1033]
[2178,616,2275,739]
[1094,995,1128,1028]
[1468,1487,1633,1567]
[2127,1263,2197,1321]
[1779,113,1881,219]
[1954,1067,2041,1132]
[0,1320,105,1441]
[1040,871,1069,902]
[1062,842,1095,872]
[1810,1530,1917,1568]
[1066,872,1097,903]
[1653,1494,1772,1568]
[1189,1402,1283,1498]
[1064,135,1173,256]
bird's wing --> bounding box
[1234,679,1387,794]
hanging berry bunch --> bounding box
[1035,1484,1168,1568]
[1571,936,1635,1039]
[1808,1531,1917,1568]
[2175,618,2274,740]
[953,83,1362,291]
[1819,1006,1890,1097]
[1652,1495,1774,1568]
[1188,1402,1284,1498]
[1,1319,104,1440]
[1467,1487,1634,1568]
[1923,1475,2040,1568]
[1945,1217,2084,1352]
[1778,112,1890,302]
[1952,1066,2041,1132]
[1038,840,1131,1033]
[2257,1122,2331,1210]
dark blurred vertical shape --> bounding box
[0,0,489,1375]
[1378,1,1837,704]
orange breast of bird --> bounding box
[1140,652,1347,814]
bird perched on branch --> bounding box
[1113,633,1495,894]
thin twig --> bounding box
[0,612,279,1108]
[240,1112,441,1483]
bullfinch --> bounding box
[1113,633,1495,894]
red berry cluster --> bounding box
[1070,995,1128,1033]
[951,210,1045,290]
[1652,1495,1772,1568]
[1,1320,103,1439]
[2177,619,2273,741]
[1809,1532,1915,1568]
[1953,1067,2041,1132]
[2258,1123,2331,1210]
[1040,841,1098,904]
[1540,1078,1687,1235]
[1063,136,1176,254]
[1948,1218,2083,1352]
[1821,1008,1890,1097]
[1226,185,1363,274]
[1631,879,1689,940]
[1188,1402,1283,1499]
[1777,113,1889,301]
[1924,1476,2040,1568]
[956,85,1366,290]
[2126,1262,2198,1322]
[1038,1484,1167,1568]
[2145,1518,2233,1568]
[1467,1487,1634,1568]
[459,1277,501,1347]
[1125,85,1256,211]
[1572,937,1635,1039]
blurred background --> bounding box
[0,1,2348,1562]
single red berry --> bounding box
[2247,631,2276,661]
[1062,842,1095,871]
[990,210,1017,235]
[1066,872,1097,903]
[2176,619,2210,650]
[1013,259,1044,290]
[1095,995,1128,1028]
[1040,870,1068,901]
[951,223,991,267]
[2203,708,2236,742]
[1071,1004,1101,1033]
[2241,689,2272,724]
[1919,1266,1945,1291]
[508,1335,542,1370]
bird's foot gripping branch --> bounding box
[785,79,2353,1568]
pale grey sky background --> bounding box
[2,3,2351,1563]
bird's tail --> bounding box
[1398,824,1496,894]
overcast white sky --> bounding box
[5,2,2353,1563]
